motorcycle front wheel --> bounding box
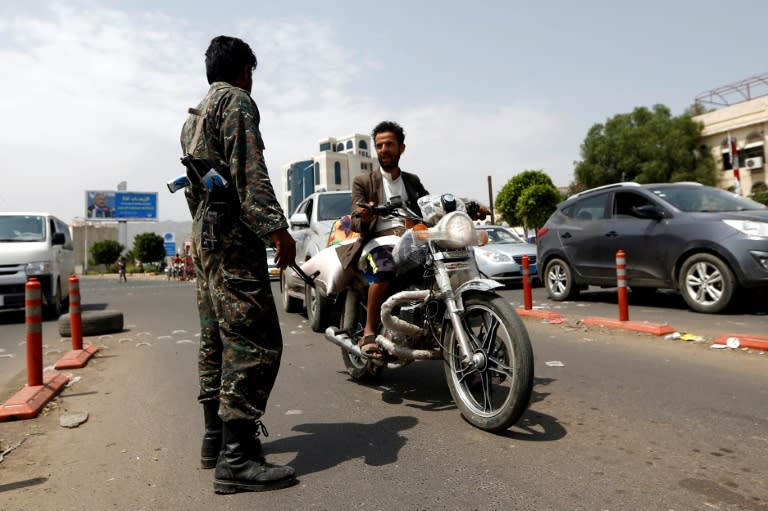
[443,293,533,432]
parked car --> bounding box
[266,247,279,280]
[473,225,539,286]
[536,182,768,313]
[281,191,352,331]
[0,212,75,318]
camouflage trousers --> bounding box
[191,218,283,422]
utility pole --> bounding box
[117,181,127,250]
[487,176,495,225]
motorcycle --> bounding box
[315,193,534,432]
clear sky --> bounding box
[1,0,766,222]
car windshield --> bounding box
[482,227,525,244]
[650,185,767,212]
[317,193,352,221]
[0,215,46,242]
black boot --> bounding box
[213,419,296,494]
[201,401,222,469]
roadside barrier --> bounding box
[515,255,563,322]
[581,249,675,336]
[0,279,70,421]
[616,249,629,321]
[54,275,99,370]
[26,278,43,387]
[69,275,83,350]
[521,255,533,310]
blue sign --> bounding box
[164,241,177,257]
[114,192,158,220]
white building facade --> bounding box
[280,134,378,215]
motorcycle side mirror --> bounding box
[441,194,457,213]
[387,196,404,208]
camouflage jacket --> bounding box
[179,82,288,237]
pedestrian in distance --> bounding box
[179,35,297,494]
[117,255,127,283]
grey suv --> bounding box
[536,182,768,313]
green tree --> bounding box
[751,182,768,206]
[574,104,717,188]
[90,240,124,267]
[495,170,557,226]
[515,184,561,234]
[133,232,166,266]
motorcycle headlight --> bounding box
[26,261,52,275]
[432,211,479,248]
[723,219,768,238]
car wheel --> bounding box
[678,253,735,313]
[43,279,64,321]
[305,283,331,332]
[280,270,302,313]
[544,257,579,301]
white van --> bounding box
[0,212,75,318]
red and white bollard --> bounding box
[0,279,70,421]
[54,274,99,370]
[616,249,629,321]
[68,274,83,351]
[522,255,533,310]
[25,278,43,387]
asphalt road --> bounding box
[1,277,767,510]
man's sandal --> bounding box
[357,334,383,359]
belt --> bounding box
[376,226,406,237]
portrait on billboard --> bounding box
[85,190,116,219]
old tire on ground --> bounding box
[58,309,124,337]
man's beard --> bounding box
[378,154,400,172]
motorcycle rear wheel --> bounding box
[443,293,533,432]
[339,290,383,380]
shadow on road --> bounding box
[0,477,48,493]
[571,287,768,315]
[496,376,567,442]
[264,416,418,477]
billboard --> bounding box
[85,190,158,221]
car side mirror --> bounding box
[289,212,309,228]
[52,232,66,245]
[632,204,664,220]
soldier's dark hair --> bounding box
[205,35,257,85]
[372,121,405,145]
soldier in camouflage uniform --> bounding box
[179,35,297,494]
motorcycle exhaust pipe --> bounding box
[381,290,430,337]
[324,327,366,358]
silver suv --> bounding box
[280,191,352,331]
[536,182,768,313]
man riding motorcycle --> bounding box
[337,120,429,359]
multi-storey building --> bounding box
[693,74,768,197]
[280,133,378,215]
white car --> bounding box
[473,225,539,286]
[281,191,352,332]
[0,212,75,318]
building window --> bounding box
[345,140,353,150]
[314,162,320,184]
[334,162,342,184]
[358,140,368,150]
[319,142,331,152]
[336,143,344,152]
